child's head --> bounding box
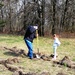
[53,34,59,38]
[53,34,56,37]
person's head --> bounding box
[53,34,56,37]
[53,34,59,39]
[33,26,38,30]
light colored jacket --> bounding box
[53,37,61,47]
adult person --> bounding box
[24,25,38,59]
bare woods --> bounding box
[0,0,75,37]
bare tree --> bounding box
[0,0,75,36]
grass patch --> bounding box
[0,34,75,75]
[72,58,75,61]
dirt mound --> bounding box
[53,56,75,69]
[4,46,26,57]
[33,53,54,61]
[0,57,22,72]
[0,64,7,72]
[13,71,50,75]
[57,72,67,75]
[5,64,23,72]
[0,57,20,64]
[1,46,53,61]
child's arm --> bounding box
[56,39,61,46]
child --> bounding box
[52,34,61,60]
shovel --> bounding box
[36,29,39,53]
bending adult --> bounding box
[24,25,38,59]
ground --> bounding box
[0,34,75,75]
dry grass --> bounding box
[0,34,75,75]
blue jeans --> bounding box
[24,39,33,59]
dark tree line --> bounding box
[0,2,5,26]
[0,0,75,36]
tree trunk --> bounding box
[52,0,56,35]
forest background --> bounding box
[0,0,75,37]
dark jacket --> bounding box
[24,26,36,42]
